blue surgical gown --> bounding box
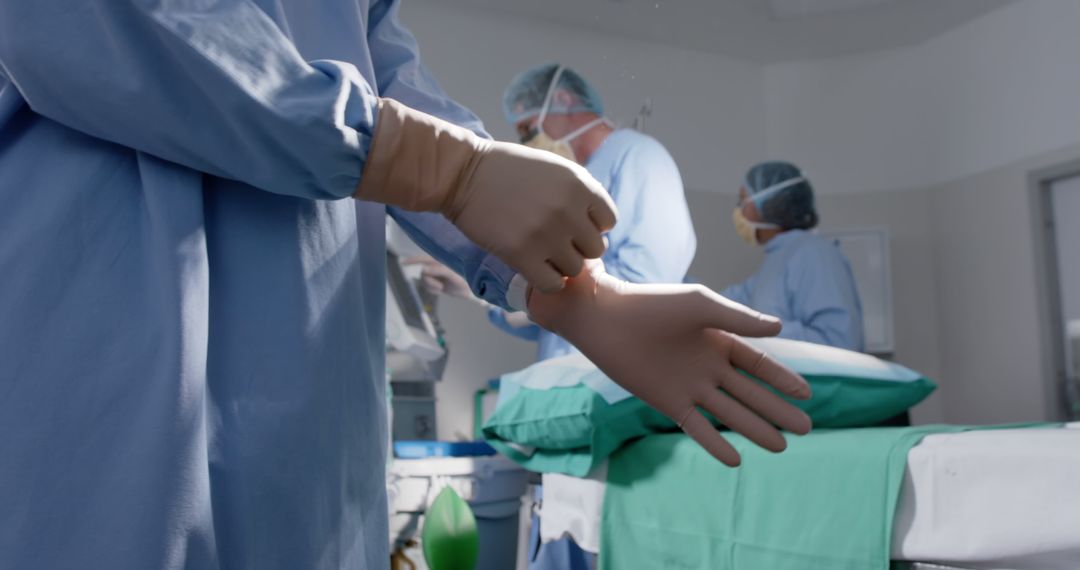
[721,230,865,351]
[488,129,697,361]
[0,1,518,569]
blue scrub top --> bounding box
[0,1,518,568]
[721,230,865,351]
[488,129,697,361]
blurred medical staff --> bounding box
[490,63,697,361]
[723,162,865,351]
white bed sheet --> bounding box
[540,424,1080,569]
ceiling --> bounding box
[435,0,1014,63]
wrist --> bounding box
[526,261,606,333]
[353,97,483,212]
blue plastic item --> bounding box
[394,441,497,459]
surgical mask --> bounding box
[522,118,606,162]
[520,65,609,162]
[732,207,778,246]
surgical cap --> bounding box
[744,161,818,230]
[502,63,604,124]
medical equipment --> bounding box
[386,221,448,441]
[387,453,531,570]
[386,247,446,381]
[631,97,652,133]
[421,487,479,570]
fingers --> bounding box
[572,223,606,259]
[716,366,812,435]
[522,261,566,294]
[679,409,742,467]
[547,244,585,279]
[695,388,788,453]
[586,191,618,233]
[692,287,782,338]
[728,336,811,402]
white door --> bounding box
[1049,174,1080,419]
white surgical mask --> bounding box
[521,65,609,162]
[732,207,779,246]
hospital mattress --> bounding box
[540,424,1080,569]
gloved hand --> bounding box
[355,98,617,293]
[403,256,474,300]
[527,261,813,467]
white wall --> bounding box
[928,144,1080,423]
[763,0,1080,195]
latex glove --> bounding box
[355,98,617,293]
[403,256,474,300]
[527,261,813,467]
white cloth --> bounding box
[540,464,608,554]
[892,423,1080,568]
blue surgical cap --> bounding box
[744,161,818,230]
[502,63,604,124]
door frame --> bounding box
[1028,159,1080,421]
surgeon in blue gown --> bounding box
[723,161,865,351]
[0,1,591,568]
[489,63,697,362]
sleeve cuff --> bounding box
[506,273,529,312]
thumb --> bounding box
[695,287,782,338]
[585,183,618,232]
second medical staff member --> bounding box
[724,161,865,351]
[492,63,697,360]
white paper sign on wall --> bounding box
[820,228,894,355]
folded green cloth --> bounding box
[601,426,978,570]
